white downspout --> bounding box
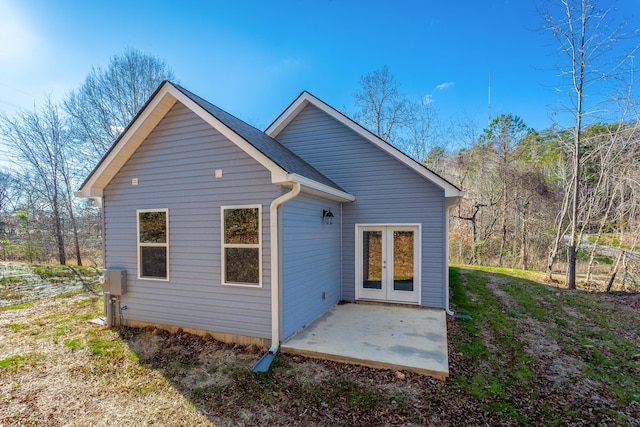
[268,182,301,353]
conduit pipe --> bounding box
[105,293,114,327]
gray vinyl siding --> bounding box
[103,102,280,338]
[280,194,341,339]
[275,105,447,308]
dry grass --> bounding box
[2,265,639,426]
[0,294,213,426]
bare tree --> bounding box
[540,0,638,289]
[353,65,414,145]
[0,170,8,215]
[64,48,175,167]
[455,203,494,264]
[0,97,71,264]
[405,96,440,162]
[478,114,530,266]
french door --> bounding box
[357,225,420,304]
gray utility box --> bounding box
[103,269,127,296]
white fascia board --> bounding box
[170,89,288,184]
[268,92,464,198]
[265,96,309,137]
[77,81,178,197]
[283,173,355,202]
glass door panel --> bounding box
[392,231,414,292]
[362,230,383,289]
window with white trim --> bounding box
[137,209,169,280]
[222,205,261,286]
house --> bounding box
[77,81,463,370]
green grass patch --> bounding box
[322,379,383,409]
[0,301,35,311]
[0,276,23,284]
[54,325,70,336]
[77,312,97,321]
[64,338,83,351]
[32,265,67,279]
[454,264,640,415]
[44,310,100,326]
[5,322,30,332]
[55,290,85,299]
[0,353,41,372]
[449,268,487,357]
[448,267,555,424]
[87,336,125,358]
[588,234,639,252]
[32,264,101,283]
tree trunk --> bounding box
[567,135,581,290]
[63,171,82,266]
[52,193,66,265]
[471,215,479,264]
[498,179,508,266]
[520,206,529,271]
[70,210,82,266]
[567,2,588,291]
[606,251,623,293]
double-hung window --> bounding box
[222,205,261,286]
[137,209,169,280]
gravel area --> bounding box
[0,262,99,306]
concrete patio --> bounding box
[281,302,449,380]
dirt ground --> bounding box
[1,266,639,426]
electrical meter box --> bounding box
[102,269,127,296]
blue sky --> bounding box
[1,0,638,135]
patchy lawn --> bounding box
[1,264,639,426]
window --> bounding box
[222,205,261,286]
[137,209,169,280]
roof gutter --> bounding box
[253,181,301,372]
[276,173,355,203]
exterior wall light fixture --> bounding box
[322,209,334,225]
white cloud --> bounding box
[423,94,434,105]
[266,57,303,75]
[436,81,455,91]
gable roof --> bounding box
[266,91,464,199]
[77,82,354,202]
